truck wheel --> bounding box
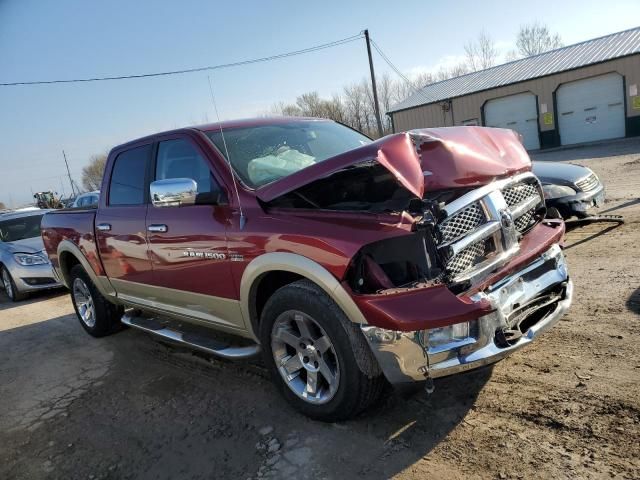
[260,279,385,422]
[1,266,27,302]
[69,264,124,337]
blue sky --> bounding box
[0,0,636,206]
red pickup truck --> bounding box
[42,118,572,421]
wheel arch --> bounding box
[240,252,367,340]
[57,240,116,298]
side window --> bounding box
[109,145,150,205]
[155,139,221,196]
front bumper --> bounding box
[361,244,572,384]
[10,261,62,294]
[548,183,605,218]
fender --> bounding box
[57,240,117,300]
[240,252,367,340]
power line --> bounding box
[369,38,431,104]
[0,33,364,87]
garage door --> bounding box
[557,73,625,146]
[484,92,540,150]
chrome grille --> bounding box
[502,183,538,208]
[437,172,543,283]
[514,209,535,231]
[446,241,488,276]
[575,173,599,192]
[438,203,485,243]
[501,181,542,234]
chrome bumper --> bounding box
[361,244,572,384]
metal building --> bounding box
[387,27,640,149]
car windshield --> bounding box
[206,121,372,188]
[0,214,44,242]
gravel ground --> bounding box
[1,138,639,480]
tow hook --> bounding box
[419,366,435,394]
[417,331,435,394]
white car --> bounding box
[71,191,100,208]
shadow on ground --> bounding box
[0,315,491,479]
[627,288,640,316]
[0,287,66,312]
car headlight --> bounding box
[542,184,576,200]
[13,252,49,266]
[426,321,474,350]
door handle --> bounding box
[97,223,111,232]
[147,224,168,233]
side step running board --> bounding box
[121,312,261,360]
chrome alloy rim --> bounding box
[72,278,96,328]
[2,269,13,299]
[271,310,340,405]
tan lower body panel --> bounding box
[110,278,249,336]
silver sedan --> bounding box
[0,209,63,301]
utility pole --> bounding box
[62,150,77,196]
[364,29,384,138]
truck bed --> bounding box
[41,209,104,282]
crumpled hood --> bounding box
[255,126,532,202]
[2,236,45,254]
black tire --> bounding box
[260,279,385,422]
[1,266,28,302]
[69,264,124,337]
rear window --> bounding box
[109,145,150,205]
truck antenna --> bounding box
[207,75,246,230]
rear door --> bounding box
[145,135,243,330]
[95,144,154,300]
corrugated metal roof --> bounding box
[388,27,640,114]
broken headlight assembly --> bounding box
[347,200,447,294]
[347,231,443,294]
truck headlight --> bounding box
[426,321,475,350]
[14,253,48,266]
[542,185,576,200]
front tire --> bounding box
[69,264,124,337]
[1,266,27,302]
[260,279,385,422]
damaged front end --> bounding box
[262,127,572,386]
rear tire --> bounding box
[69,264,124,337]
[1,266,27,302]
[260,279,385,422]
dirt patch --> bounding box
[1,139,639,479]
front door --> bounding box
[95,143,154,301]
[145,136,243,330]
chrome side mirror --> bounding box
[150,178,197,208]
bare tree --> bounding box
[465,31,498,71]
[81,154,108,191]
[0,202,6,210]
[516,22,563,57]
[343,82,367,133]
[504,49,521,62]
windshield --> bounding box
[0,214,44,242]
[206,121,371,188]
